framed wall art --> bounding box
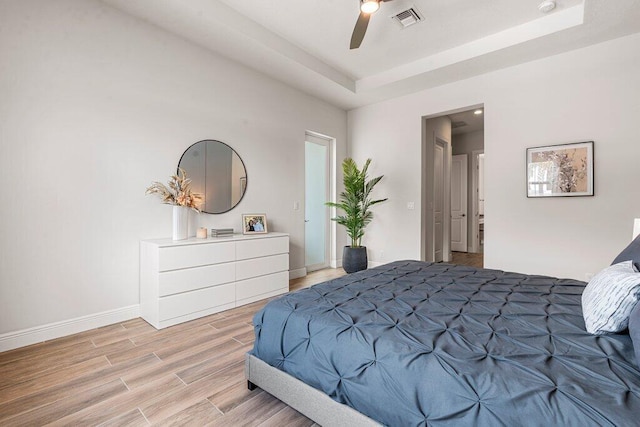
[242,213,268,234]
[526,141,594,198]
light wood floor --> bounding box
[0,268,345,427]
[451,251,484,269]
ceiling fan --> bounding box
[350,0,392,49]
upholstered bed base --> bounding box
[245,353,380,426]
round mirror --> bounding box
[178,140,247,214]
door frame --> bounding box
[422,104,484,263]
[304,131,334,272]
[421,119,452,263]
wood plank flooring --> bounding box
[451,251,484,268]
[0,258,485,426]
[0,268,345,426]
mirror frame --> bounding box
[177,139,248,214]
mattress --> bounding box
[251,261,640,426]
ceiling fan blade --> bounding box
[350,12,371,50]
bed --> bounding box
[246,260,640,426]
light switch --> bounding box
[293,201,300,211]
[407,202,415,210]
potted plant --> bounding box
[326,158,387,273]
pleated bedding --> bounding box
[252,261,640,426]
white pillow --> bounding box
[582,260,640,334]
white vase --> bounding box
[172,206,189,240]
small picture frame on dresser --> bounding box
[242,214,268,234]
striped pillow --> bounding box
[582,261,640,334]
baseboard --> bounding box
[0,305,140,352]
[289,267,307,280]
[368,261,384,268]
[330,259,342,269]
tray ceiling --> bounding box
[102,0,640,109]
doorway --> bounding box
[305,133,331,272]
[422,105,484,266]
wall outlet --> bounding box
[407,201,415,210]
[379,250,384,260]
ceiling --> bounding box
[450,109,484,136]
[101,0,640,110]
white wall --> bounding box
[349,32,640,280]
[0,0,347,340]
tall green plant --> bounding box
[326,158,387,248]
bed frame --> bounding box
[245,353,380,426]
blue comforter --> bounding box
[252,261,640,426]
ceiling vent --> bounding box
[451,121,468,129]
[391,7,424,29]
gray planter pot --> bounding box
[343,246,368,273]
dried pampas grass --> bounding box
[146,168,203,212]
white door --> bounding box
[305,137,330,271]
[470,150,484,253]
[451,154,468,252]
[434,142,445,262]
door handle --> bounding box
[305,220,309,222]
[461,214,466,217]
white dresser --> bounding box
[140,232,289,329]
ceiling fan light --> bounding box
[361,0,380,14]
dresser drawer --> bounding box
[159,282,235,321]
[236,253,288,281]
[159,262,235,296]
[236,236,288,260]
[236,270,289,302]
[158,241,235,271]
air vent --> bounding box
[451,121,468,129]
[391,7,424,28]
